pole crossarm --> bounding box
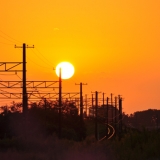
[0,92,79,99]
[15,45,34,49]
[0,81,59,88]
[0,62,23,72]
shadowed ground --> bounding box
[0,135,114,160]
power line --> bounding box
[0,41,15,45]
[30,48,54,68]
[0,34,18,44]
[26,55,52,69]
[0,30,22,44]
[15,72,22,80]
[35,48,54,67]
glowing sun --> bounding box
[55,62,75,79]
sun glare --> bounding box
[55,62,75,79]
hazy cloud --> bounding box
[53,28,60,31]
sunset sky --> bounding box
[0,0,160,114]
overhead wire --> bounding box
[0,41,15,45]
[26,53,52,69]
[0,34,18,44]
[34,48,54,67]
[30,48,53,68]
[0,29,22,44]
[15,73,22,81]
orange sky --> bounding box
[0,0,160,114]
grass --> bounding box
[111,128,160,160]
[0,135,114,160]
[0,115,160,160]
[0,118,114,160]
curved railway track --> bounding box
[98,123,115,142]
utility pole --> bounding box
[111,93,113,124]
[157,113,159,130]
[95,91,98,140]
[44,98,47,126]
[93,91,101,140]
[92,93,94,108]
[85,94,87,118]
[75,82,87,140]
[59,68,62,139]
[91,94,94,118]
[106,97,109,138]
[118,95,122,141]
[75,82,87,120]
[114,96,117,137]
[102,92,105,108]
[15,43,34,114]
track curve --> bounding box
[98,123,115,142]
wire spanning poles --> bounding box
[0,62,23,72]
[0,81,59,88]
[0,91,79,100]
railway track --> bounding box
[98,123,115,142]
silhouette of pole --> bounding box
[44,98,47,126]
[59,68,62,138]
[111,93,113,124]
[92,94,94,107]
[85,94,87,117]
[103,92,105,108]
[95,91,98,140]
[75,82,87,120]
[118,95,122,141]
[15,43,34,114]
[114,96,117,137]
[75,82,87,140]
[106,97,109,138]
[80,83,83,120]
[156,113,158,130]
[22,43,27,114]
